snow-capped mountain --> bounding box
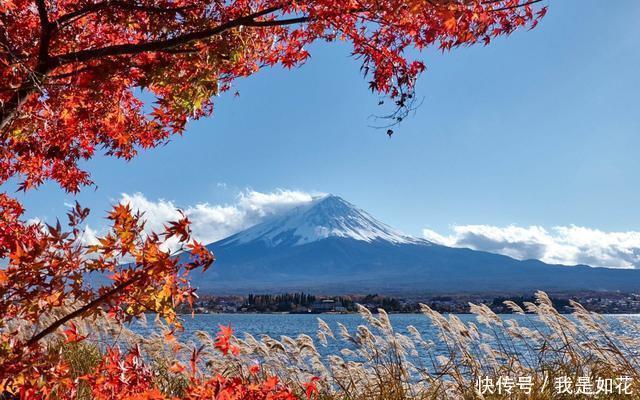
[219,195,425,247]
[191,195,640,294]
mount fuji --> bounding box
[192,195,640,294]
[220,194,425,247]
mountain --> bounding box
[192,195,640,295]
[220,194,424,247]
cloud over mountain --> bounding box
[79,189,319,254]
[81,187,640,270]
[196,195,640,294]
[423,225,640,269]
[118,189,318,245]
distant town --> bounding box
[178,291,640,315]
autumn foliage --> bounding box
[0,0,545,398]
[1,0,545,192]
[0,200,214,395]
[79,329,300,400]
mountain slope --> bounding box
[220,195,425,247]
[191,195,640,294]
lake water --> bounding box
[132,313,640,357]
[176,313,640,335]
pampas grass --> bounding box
[42,291,640,399]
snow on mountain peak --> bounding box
[220,194,426,247]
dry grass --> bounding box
[37,291,640,399]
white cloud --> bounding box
[117,189,318,246]
[423,224,640,269]
[83,189,640,270]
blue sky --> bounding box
[12,0,640,267]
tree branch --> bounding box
[0,0,52,133]
[54,1,195,29]
[35,0,49,28]
[25,273,143,347]
[491,0,543,12]
[36,0,51,64]
[0,6,279,134]
[243,16,310,27]
[0,5,307,134]
[50,6,286,67]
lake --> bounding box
[132,313,640,357]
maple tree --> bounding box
[0,200,214,395]
[0,0,546,398]
[0,0,545,192]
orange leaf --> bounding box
[0,270,8,285]
[444,17,457,32]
